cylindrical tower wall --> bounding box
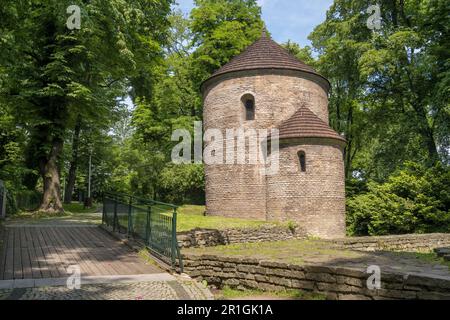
[266,139,346,239]
[203,70,331,221]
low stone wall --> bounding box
[178,227,450,252]
[331,233,450,252]
[178,225,305,248]
[183,254,450,300]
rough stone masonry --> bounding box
[202,30,346,239]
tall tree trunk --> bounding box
[422,124,439,163]
[344,105,354,179]
[39,138,64,214]
[64,117,82,204]
[410,100,440,163]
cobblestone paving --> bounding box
[0,279,213,300]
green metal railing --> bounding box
[102,192,183,272]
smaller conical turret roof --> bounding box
[204,29,327,87]
[275,105,346,143]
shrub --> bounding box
[159,164,205,205]
[347,162,450,236]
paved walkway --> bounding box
[0,213,213,300]
[0,226,162,280]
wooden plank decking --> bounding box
[0,226,160,280]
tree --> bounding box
[128,2,264,203]
[309,0,449,185]
[190,0,264,85]
[0,102,29,191]
[0,0,173,213]
[63,116,82,204]
[309,0,450,235]
[308,0,375,181]
[282,41,315,67]
[160,164,205,204]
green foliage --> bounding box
[62,202,97,214]
[0,103,30,191]
[128,3,264,204]
[309,0,450,183]
[14,190,42,212]
[286,221,297,233]
[347,162,450,236]
[282,41,315,67]
[0,0,173,212]
[1,0,448,235]
[190,0,263,83]
[160,164,205,204]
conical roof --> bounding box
[275,105,346,143]
[204,30,327,86]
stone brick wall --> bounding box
[183,254,450,300]
[266,139,345,239]
[178,225,450,252]
[203,68,346,240]
[331,233,450,252]
[203,70,330,129]
[203,70,331,221]
[177,225,305,249]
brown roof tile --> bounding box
[206,31,325,83]
[274,105,346,143]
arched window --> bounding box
[242,94,255,121]
[298,151,306,172]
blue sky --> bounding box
[174,0,334,47]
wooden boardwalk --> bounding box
[0,226,160,280]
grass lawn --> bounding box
[63,202,99,214]
[216,286,326,300]
[112,204,272,233]
[176,205,271,232]
[184,239,361,265]
[7,202,101,224]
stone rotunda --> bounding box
[201,31,346,239]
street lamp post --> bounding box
[84,149,93,208]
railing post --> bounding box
[146,205,152,246]
[171,207,177,269]
[174,207,184,273]
[113,195,118,232]
[127,196,133,238]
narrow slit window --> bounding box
[298,151,306,172]
[242,94,255,121]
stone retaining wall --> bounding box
[178,227,450,252]
[178,225,305,248]
[331,233,450,252]
[183,254,450,300]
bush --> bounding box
[12,190,42,213]
[159,164,205,205]
[5,191,18,215]
[347,162,450,236]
